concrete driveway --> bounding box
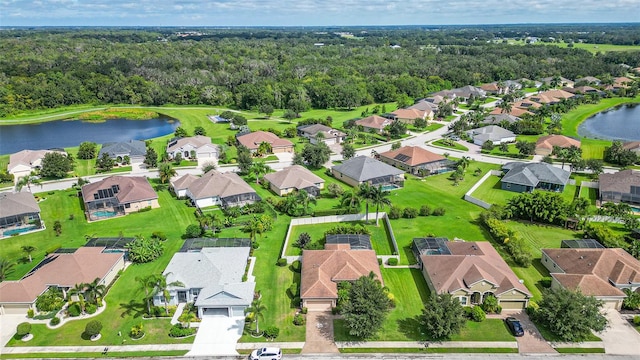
[301,311,339,354]
[598,310,640,355]
[186,315,244,356]
[0,314,27,348]
[509,311,556,354]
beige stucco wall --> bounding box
[0,303,32,315]
[101,256,126,287]
[541,252,565,274]
[123,199,160,214]
[272,146,294,153]
[498,290,528,301]
[332,168,361,187]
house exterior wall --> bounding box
[302,298,335,311]
[196,145,218,159]
[501,182,532,193]
[194,196,221,209]
[123,199,160,214]
[272,145,294,153]
[174,188,188,198]
[0,303,32,315]
[331,168,361,187]
[102,256,126,287]
[535,147,553,156]
[541,252,565,274]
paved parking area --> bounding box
[509,311,557,354]
[186,315,244,356]
[301,311,339,354]
[598,310,640,355]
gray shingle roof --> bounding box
[482,114,520,125]
[98,140,146,159]
[467,125,515,143]
[332,156,404,182]
[195,283,256,307]
[0,192,40,218]
[263,165,324,191]
[502,162,570,187]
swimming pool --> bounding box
[3,226,37,237]
[380,184,401,191]
[92,210,119,218]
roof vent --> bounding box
[580,256,584,259]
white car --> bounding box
[248,347,282,360]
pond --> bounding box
[578,104,640,141]
[0,117,180,154]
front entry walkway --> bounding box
[301,311,339,354]
[186,315,244,356]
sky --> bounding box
[1,0,639,27]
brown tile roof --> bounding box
[379,146,445,167]
[0,247,123,303]
[421,242,531,297]
[623,141,640,151]
[81,176,158,204]
[301,247,382,300]
[542,248,640,297]
[184,170,256,200]
[237,131,293,151]
[489,107,533,117]
[166,135,213,153]
[170,174,199,191]
[391,108,430,120]
[263,165,324,192]
[598,170,640,195]
[355,115,392,130]
[0,192,40,218]
[8,149,66,173]
[614,77,633,87]
[513,100,542,109]
[480,83,500,91]
[535,135,581,151]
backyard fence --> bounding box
[463,170,502,209]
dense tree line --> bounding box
[0,27,638,116]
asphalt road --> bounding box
[180,355,634,360]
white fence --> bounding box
[463,170,502,209]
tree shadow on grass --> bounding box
[119,299,146,319]
[397,316,424,341]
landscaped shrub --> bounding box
[184,224,203,238]
[169,324,196,337]
[125,236,164,264]
[377,258,382,265]
[263,326,280,340]
[84,320,102,337]
[276,258,287,267]
[16,322,31,337]
[292,296,301,307]
[130,323,144,339]
[634,315,640,325]
[463,306,473,318]
[387,258,398,266]
[151,231,167,241]
[27,309,34,318]
[289,283,300,298]
[67,302,82,317]
[402,207,418,219]
[293,314,306,326]
[481,295,499,313]
[85,303,97,314]
[251,241,260,249]
[470,306,486,322]
[301,307,308,314]
[431,207,446,216]
[295,233,311,249]
[290,260,301,273]
[50,317,60,326]
[388,206,402,219]
[324,224,370,236]
[623,289,640,310]
[419,205,431,216]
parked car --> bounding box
[249,347,282,360]
[505,317,524,337]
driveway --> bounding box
[186,315,244,356]
[0,314,27,348]
[301,311,339,354]
[509,311,556,354]
[598,310,640,355]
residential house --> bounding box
[501,162,571,193]
[541,76,575,88]
[331,156,405,188]
[301,241,382,311]
[466,125,516,145]
[263,165,325,196]
[529,89,575,105]
[566,86,603,95]
[297,124,346,145]
[416,239,531,309]
[378,146,453,176]
[8,149,67,181]
[171,170,260,209]
[0,192,42,237]
[599,169,640,206]
[408,99,439,114]
[155,247,255,318]
[354,115,393,134]
[541,247,640,310]
[98,140,146,165]
[489,106,533,118]
[512,99,542,110]
[535,135,581,156]
[450,85,487,100]
[613,77,633,89]
[575,76,601,86]
[481,113,520,126]
[166,135,219,161]
[81,176,159,221]
[623,141,640,156]
[480,83,502,95]
[236,131,294,154]
[387,108,433,123]
[0,247,125,315]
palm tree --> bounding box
[68,283,87,313]
[457,156,471,171]
[257,141,272,157]
[153,273,185,315]
[358,183,373,223]
[21,245,36,263]
[15,172,42,192]
[84,278,106,305]
[0,258,16,281]
[158,163,176,184]
[295,190,317,216]
[340,190,362,214]
[369,186,392,226]
[249,161,270,184]
[245,298,267,334]
[136,274,160,315]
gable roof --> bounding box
[421,241,531,297]
[98,140,146,158]
[502,162,571,187]
[535,135,581,151]
[599,169,640,194]
[408,100,439,112]
[467,125,515,142]
[0,247,123,303]
[379,146,445,167]
[0,192,40,218]
[390,108,430,120]
[489,107,533,118]
[623,141,640,151]
[575,76,601,84]
[542,247,640,297]
[355,115,392,130]
[297,124,345,139]
[236,131,293,150]
[170,174,199,191]
[167,135,213,153]
[184,171,257,200]
[263,165,324,191]
[482,113,520,125]
[301,247,382,299]
[8,149,66,172]
[332,156,404,182]
[81,176,158,204]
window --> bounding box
[506,183,511,188]
[458,296,468,305]
[125,203,131,209]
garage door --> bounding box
[1,304,30,315]
[500,301,526,310]
[305,300,332,312]
[602,300,621,310]
[202,308,229,316]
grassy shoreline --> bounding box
[562,96,640,139]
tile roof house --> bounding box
[297,124,346,145]
[0,192,42,238]
[529,89,575,105]
[418,240,531,309]
[156,247,255,318]
[331,156,405,188]
[466,125,516,145]
[575,76,601,85]
[489,106,533,118]
[541,247,640,310]
[599,170,640,206]
[98,140,147,165]
[480,83,502,95]
[166,135,219,161]
[388,108,433,123]
[236,131,294,154]
[263,165,325,196]
[501,162,571,193]
[81,176,159,221]
[171,170,260,209]
[0,247,125,315]
[513,99,542,110]
[378,146,453,176]
[535,135,581,156]
[623,141,640,155]
[354,115,393,133]
[8,149,67,181]
[614,77,633,89]
[300,242,382,311]
[408,99,439,113]
[541,77,575,88]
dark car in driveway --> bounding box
[505,317,524,337]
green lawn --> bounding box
[471,175,517,205]
[0,351,189,358]
[431,140,468,152]
[339,348,518,353]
